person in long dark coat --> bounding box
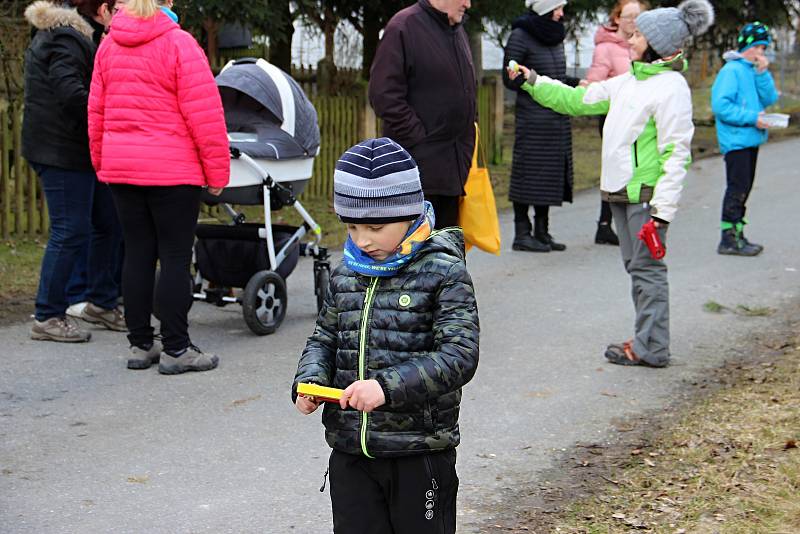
[369,0,477,230]
[503,0,580,252]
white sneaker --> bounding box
[66,302,88,318]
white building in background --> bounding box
[291,19,599,72]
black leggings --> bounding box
[513,202,549,224]
[110,184,201,353]
[722,147,759,225]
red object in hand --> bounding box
[638,219,666,260]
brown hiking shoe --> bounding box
[158,345,219,375]
[31,317,91,343]
[127,343,162,370]
[81,303,127,332]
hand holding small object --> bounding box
[340,379,386,412]
[754,55,769,73]
[756,112,770,130]
[295,394,321,414]
[507,63,536,89]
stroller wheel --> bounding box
[152,267,195,321]
[314,261,331,313]
[242,270,287,335]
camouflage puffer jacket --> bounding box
[293,228,479,458]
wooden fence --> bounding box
[0,99,47,240]
[0,77,503,239]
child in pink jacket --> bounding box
[586,0,648,247]
[88,0,229,374]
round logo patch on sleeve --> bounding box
[398,294,412,307]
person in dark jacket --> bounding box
[503,0,579,252]
[22,0,124,343]
[369,0,476,229]
[293,139,479,534]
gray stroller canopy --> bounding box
[216,58,320,160]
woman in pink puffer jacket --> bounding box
[88,0,228,374]
[585,0,647,247]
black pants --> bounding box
[427,195,460,230]
[722,147,759,225]
[329,449,458,534]
[513,202,549,225]
[110,184,201,352]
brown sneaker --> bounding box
[158,345,219,375]
[31,317,91,343]
[127,343,162,370]
[81,303,127,332]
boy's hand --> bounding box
[756,112,770,130]
[754,54,769,73]
[340,380,385,412]
[507,65,536,89]
[296,395,321,415]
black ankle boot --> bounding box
[535,217,566,251]
[513,221,550,252]
[717,229,760,256]
[595,221,619,246]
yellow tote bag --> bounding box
[459,124,501,255]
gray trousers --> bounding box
[609,203,670,366]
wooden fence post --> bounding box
[13,100,24,237]
[360,86,377,140]
[1,100,11,240]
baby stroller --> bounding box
[191,58,330,335]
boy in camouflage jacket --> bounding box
[292,138,479,534]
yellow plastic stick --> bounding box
[297,383,344,403]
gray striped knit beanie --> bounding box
[333,138,425,223]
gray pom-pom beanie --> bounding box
[635,0,714,58]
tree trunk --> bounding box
[468,27,483,82]
[323,5,336,63]
[269,0,294,72]
[203,18,220,70]
[362,9,381,80]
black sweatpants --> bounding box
[722,147,759,225]
[427,195,460,230]
[110,184,201,353]
[329,449,458,534]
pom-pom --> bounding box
[679,0,714,37]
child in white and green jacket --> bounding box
[508,0,714,368]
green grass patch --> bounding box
[0,240,44,299]
[553,342,800,533]
[703,300,775,317]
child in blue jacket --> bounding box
[711,22,779,256]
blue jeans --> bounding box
[33,163,122,321]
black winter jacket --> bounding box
[22,1,103,171]
[369,0,477,197]
[293,229,480,458]
[503,12,580,206]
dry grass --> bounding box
[552,344,800,534]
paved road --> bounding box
[2,140,799,533]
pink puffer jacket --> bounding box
[88,9,229,188]
[586,25,632,83]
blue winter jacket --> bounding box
[711,52,779,155]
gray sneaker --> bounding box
[31,317,91,343]
[81,303,127,332]
[158,345,219,375]
[127,343,162,370]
